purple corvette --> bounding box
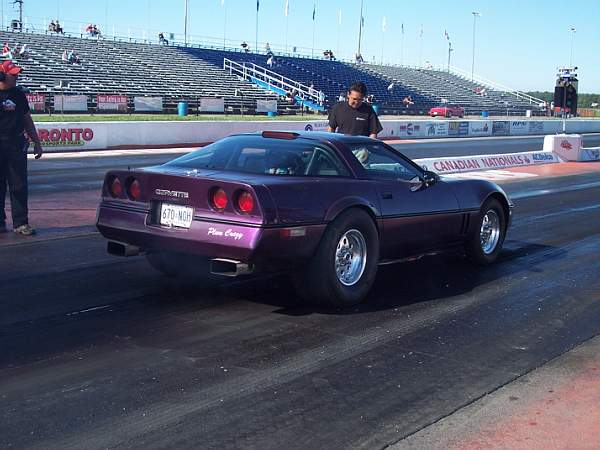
[97,131,512,307]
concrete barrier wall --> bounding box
[31,118,600,152]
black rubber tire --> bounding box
[294,208,379,308]
[465,198,507,266]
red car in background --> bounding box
[429,105,465,118]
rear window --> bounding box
[165,135,350,177]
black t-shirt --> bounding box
[0,87,30,139]
[328,101,383,137]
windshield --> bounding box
[165,135,350,177]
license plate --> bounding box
[160,203,194,228]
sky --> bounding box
[5,0,600,93]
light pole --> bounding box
[569,27,576,66]
[471,11,480,81]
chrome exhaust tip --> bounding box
[210,258,253,277]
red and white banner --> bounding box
[97,94,128,111]
[416,151,560,174]
[26,93,45,112]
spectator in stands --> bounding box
[355,53,364,63]
[338,92,345,102]
[86,24,101,38]
[327,82,383,138]
[264,42,273,56]
[402,95,414,107]
[241,41,249,53]
[0,60,44,235]
[55,21,64,34]
[2,42,13,60]
[66,49,80,65]
[308,82,315,97]
[387,82,394,92]
[158,32,169,45]
[266,55,274,68]
[12,43,27,59]
[48,20,56,33]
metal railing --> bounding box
[223,58,324,108]
[448,65,546,106]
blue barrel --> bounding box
[372,104,380,115]
[267,111,277,117]
[177,101,188,116]
[481,111,489,118]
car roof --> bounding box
[230,130,378,145]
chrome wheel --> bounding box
[480,210,501,254]
[335,229,367,286]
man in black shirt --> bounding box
[0,60,43,235]
[327,82,383,138]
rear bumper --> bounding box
[96,204,326,265]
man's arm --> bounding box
[23,112,43,159]
[369,109,384,140]
[327,104,338,133]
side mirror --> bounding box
[423,170,439,186]
[409,170,438,192]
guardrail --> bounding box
[448,65,546,106]
[223,58,325,111]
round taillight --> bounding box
[110,177,122,197]
[212,188,228,209]
[237,191,254,213]
[128,179,141,200]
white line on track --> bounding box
[28,148,192,159]
[443,170,539,181]
[66,305,112,316]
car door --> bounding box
[348,142,462,258]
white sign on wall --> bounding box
[54,95,88,111]
[256,99,278,113]
[134,96,163,112]
[200,97,225,113]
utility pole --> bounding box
[14,0,23,30]
[569,27,576,66]
[184,0,188,45]
[471,11,481,81]
[447,41,453,72]
[357,0,363,58]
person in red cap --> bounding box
[0,60,43,235]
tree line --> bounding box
[526,91,600,108]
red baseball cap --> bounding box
[0,60,22,76]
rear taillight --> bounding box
[237,190,254,213]
[212,188,228,209]
[109,177,122,198]
[127,179,141,200]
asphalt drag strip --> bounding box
[1,176,599,449]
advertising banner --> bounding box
[468,121,492,136]
[416,151,559,175]
[398,122,424,137]
[303,121,329,132]
[424,121,448,137]
[255,99,277,113]
[492,120,510,136]
[29,123,108,152]
[510,120,529,135]
[528,121,544,134]
[54,95,88,112]
[448,121,469,136]
[26,93,45,112]
[134,96,163,112]
[200,97,225,113]
[97,94,128,111]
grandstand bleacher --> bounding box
[1,29,545,116]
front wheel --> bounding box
[465,198,507,265]
[294,209,379,308]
